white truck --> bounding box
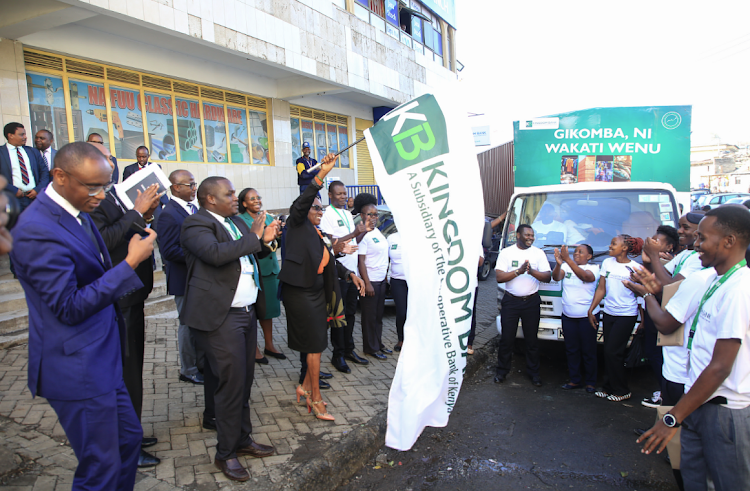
[495,181,681,341]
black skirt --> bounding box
[282,274,328,353]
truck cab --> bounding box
[495,181,680,342]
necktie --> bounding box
[41,152,49,170]
[188,203,197,214]
[224,217,261,290]
[78,212,102,259]
[17,148,29,185]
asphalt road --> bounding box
[338,284,679,490]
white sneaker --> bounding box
[641,391,662,408]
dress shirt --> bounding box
[171,196,198,215]
[7,143,36,192]
[206,210,258,307]
[45,183,81,224]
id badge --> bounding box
[240,256,254,275]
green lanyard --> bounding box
[224,218,261,290]
[687,259,746,350]
[673,251,697,276]
[332,205,353,234]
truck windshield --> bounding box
[504,189,677,251]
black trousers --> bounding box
[643,311,665,391]
[661,379,685,406]
[360,280,387,354]
[391,278,408,343]
[601,313,637,396]
[330,277,359,358]
[561,314,598,386]
[120,302,145,420]
[496,292,541,377]
[193,309,257,461]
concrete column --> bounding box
[440,21,449,70]
[0,39,31,134]
[449,26,457,73]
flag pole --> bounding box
[306,136,365,172]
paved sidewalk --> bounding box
[0,280,499,490]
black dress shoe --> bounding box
[215,457,249,482]
[319,379,331,390]
[380,348,393,355]
[264,348,287,360]
[179,373,204,384]
[319,371,333,379]
[141,437,157,447]
[532,377,543,387]
[394,343,403,352]
[331,357,351,374]
[202,417,216,431]
[255,356,269,365]
[237,440,275,458]
[138,449,161,468]
[345,351,369,365]
[367,352,387,360]
[494,374,506,383]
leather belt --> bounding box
[706,396,728,405]
[504,291,538,302]
[229,305,253,313]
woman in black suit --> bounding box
[279,154,365,421]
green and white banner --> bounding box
[365,93,484,451]
[513,105,692,191]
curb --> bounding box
[281,347,490,490]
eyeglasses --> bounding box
[63,169,113,196]
[174,182,197,190]
[310,205,325,212]
[245,196,262,202]
[365,212,379,217]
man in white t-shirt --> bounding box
[631,206,750,491]
[495,224,552,386]
[319,181,368,373]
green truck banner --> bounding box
[513,106,692,191]
[364,94,484,451]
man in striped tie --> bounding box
[0,122,50,212]
[34,129,56,171]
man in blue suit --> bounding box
[10,142,157,490]
[0,122,50,211]
[158,170,203,384]
[34,129,56,171]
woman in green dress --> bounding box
[238,188,286,363]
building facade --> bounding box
[0,0,457,209]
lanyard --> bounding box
[673,251,696,276]
[332,205,352,233]
[687,259,746,350]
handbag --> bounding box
[625,331,649,368]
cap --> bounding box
[302,141,310,148]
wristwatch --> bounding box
[662,412,681,428]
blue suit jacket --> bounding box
[10,190,143,400]
[157,199,190,296]
[0,144,50,197]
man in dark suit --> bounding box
[157,170,204,385]
[10,142,155,489]
[121,146,168,231]
[34,129,56,170]
[90,143,163,468]
[122,145,160,180]
[1,122,50,212]
[180,176,279,482]
[86,133,119,183]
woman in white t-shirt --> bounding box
[388,231,407,352]
[358,203,391,359]
[552,244,600,393]
[588,234,644,402]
